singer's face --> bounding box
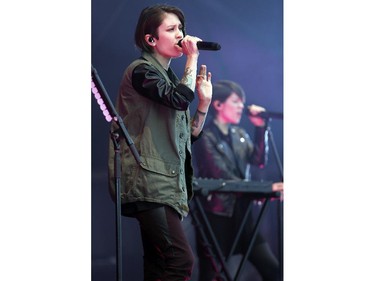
[217,93,244,124]
[154,13,184,58]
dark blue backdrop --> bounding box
[92,1,283,280]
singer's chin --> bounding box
[172,51,183,59]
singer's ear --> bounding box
[145,35,155,45]
[213,100,222,110]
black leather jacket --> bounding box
[192,119,268,216]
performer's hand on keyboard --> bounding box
[272,182,283,191]
[272,182,284,201]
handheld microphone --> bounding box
[178,39,221,51]
[247,108,283,120]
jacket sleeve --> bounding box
[250,126,269,167]
[132,63,195,110]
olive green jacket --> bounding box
[108,52,196,217]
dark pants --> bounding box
[134,206,194,281]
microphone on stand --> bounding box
[247,108,283,120]
[177,39,221,51]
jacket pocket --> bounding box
[140,156,180,178]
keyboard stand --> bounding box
[190,191,281,281]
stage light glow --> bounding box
[91,78,113,122]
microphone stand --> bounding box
[266,119,283,180]
[264,117,284,281]
[91,65,142,281]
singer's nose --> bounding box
[177,29,184,38]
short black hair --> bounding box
[208,80,246,116]
[134,4,186,53]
